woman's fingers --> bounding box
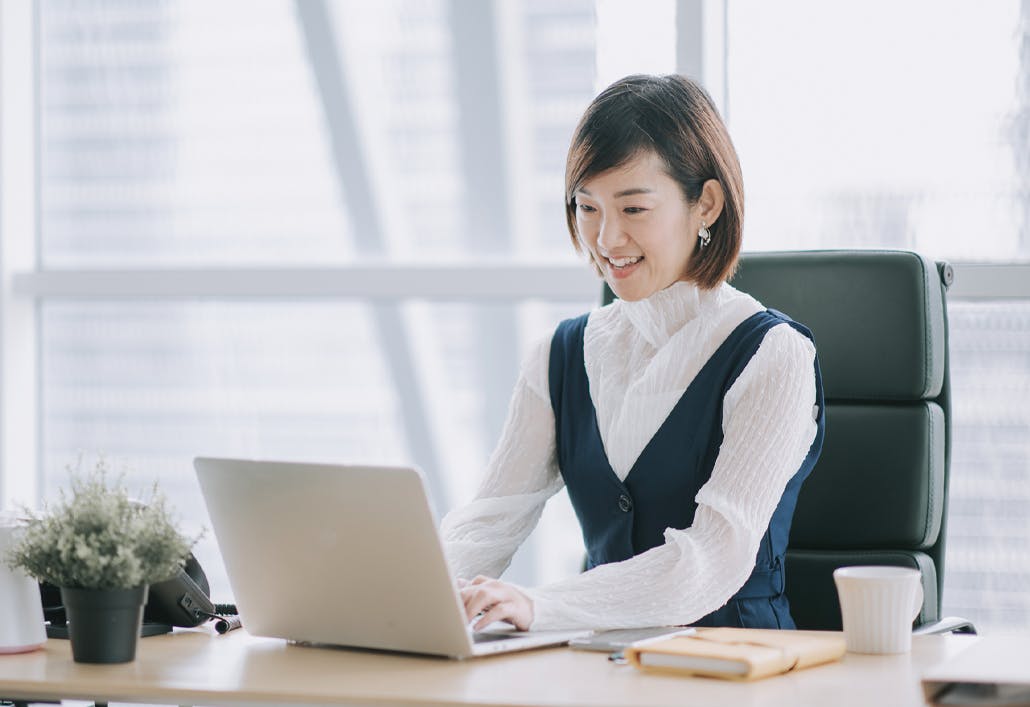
[458,577,533,631]
[460,576,498,615]
[461,580,498,617]
[472,599,514,631]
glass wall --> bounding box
[727,0,1030,632]
[37,0,598,597]
[24,0,1030,631]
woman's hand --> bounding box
[457,575,534,631]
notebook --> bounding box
[624,627,846,681]
[193,457,590,659]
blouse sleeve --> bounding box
[439,335,565,580]
[523,323,819,630]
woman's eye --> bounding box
[624,207,646,214]
[578,203,597,214]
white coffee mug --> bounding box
[833,565,923,655]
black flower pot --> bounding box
[60,585,148,663]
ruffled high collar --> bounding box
[616,280,707,350]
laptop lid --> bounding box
[194,457,588,658]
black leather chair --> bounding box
[728,250,972,633]
[601,249,973,633]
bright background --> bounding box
[1,0,1028,634]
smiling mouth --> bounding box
[606,256,643,269]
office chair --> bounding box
[729,250,973,633]
[602,249,973,633]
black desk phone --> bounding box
[41,554,239,637]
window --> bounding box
[16,0,602,599]
[727,0,1030,631]
[3,0,1028,631]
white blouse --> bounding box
[439,280,819,630]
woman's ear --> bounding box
[698,179,725,226]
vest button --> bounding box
[618,494,632,513]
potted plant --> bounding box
[4,458,194,664]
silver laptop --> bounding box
[194,457,590,658]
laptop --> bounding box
[193,457,591,658]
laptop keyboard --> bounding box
[473,631,519,644]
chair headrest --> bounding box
[730,250,947,401]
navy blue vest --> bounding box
[548,308,825,629]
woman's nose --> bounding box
[597,216,627,250]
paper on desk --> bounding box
[922,635,1030,706]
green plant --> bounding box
[5,458,195,590]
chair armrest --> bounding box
[914,616,977,635]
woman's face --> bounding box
[574,151,701,302]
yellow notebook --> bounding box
[624,628,846,681]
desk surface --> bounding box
[0,628,977,707]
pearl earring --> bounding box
[698,221,712,248]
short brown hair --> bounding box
[564,74,744,289]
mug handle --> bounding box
[910,580,924,622]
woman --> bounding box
[441,74,825,632]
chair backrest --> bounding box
[600,249,953,629]
[728,250,953,629]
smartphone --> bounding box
[568,626,696,652]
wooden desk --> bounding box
[0,628,976,706]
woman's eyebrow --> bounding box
[576,186,655,197]
[614,187,655,198]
